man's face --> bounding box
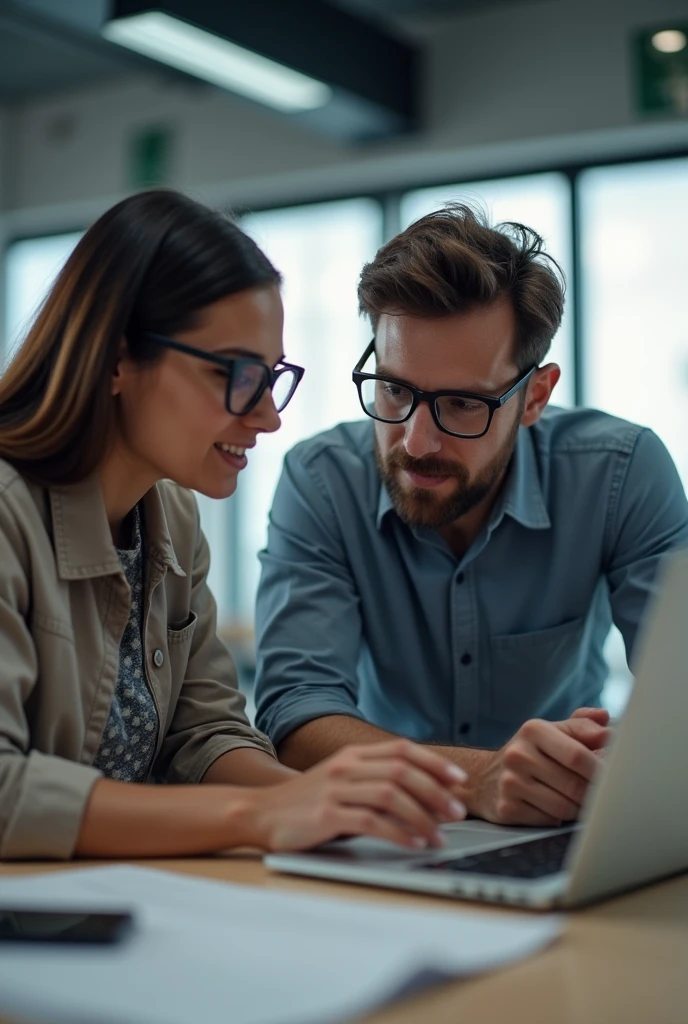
[373,301,531,529]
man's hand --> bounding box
[466,708,610,826]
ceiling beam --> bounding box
[107,0,420,139]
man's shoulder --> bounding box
[281,420,380,517]
[287,419,376,474]
[534,406,647,457]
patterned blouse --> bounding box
[93,506,159,782]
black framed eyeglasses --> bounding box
[144,332,305,416]
[352,340,535,440]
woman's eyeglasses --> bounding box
[144,332,305,416]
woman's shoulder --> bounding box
[0,461,50,560]
[0,458,24,495]
[0,460,44,517]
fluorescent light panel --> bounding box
[103,11,332,112]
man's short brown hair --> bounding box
[358,203,565,371]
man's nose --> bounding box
[402,401,443,459]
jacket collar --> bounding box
[376,424,551,532]
[50,475,186,581]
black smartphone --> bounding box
[0,908,135,944]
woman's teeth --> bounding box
[216,443,245,456]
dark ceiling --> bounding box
[334,0,538,20]
[0,1,137,100]
[0,0,551,103]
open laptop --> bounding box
[266,553,688,909]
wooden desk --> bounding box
[1,856,687,1024]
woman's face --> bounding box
[113,285,285,499]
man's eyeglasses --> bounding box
[145,332,305,416]
[352,340,535,440]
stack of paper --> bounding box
[0,865,561,1024]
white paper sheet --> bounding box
[0,865,561,1024]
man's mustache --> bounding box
[386,451,467,479]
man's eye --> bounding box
[449,398,483,413]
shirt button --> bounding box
[459,722,471,735]
[460,652,472,666]
[456,572,465,584]
[153,649,164,668]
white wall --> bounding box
[2,0,688,233]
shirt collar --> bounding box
[376,425,551,533]
[495,424,551,531]
[50,476,185,580]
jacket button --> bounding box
[153,649,164,668]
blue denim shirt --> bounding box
[254,407,688,749]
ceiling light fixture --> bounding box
[102,11,332,112]
[650,29,688,54]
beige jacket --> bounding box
[0,460,275,860]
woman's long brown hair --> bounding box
[0,189,280,484]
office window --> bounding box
[4,233,82,362]
[579,156,688,717]
[401,173,575,407]
[236,198,383,619]
[580,157,688,484]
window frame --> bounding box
[3,144,688,627]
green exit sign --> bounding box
[128,125,173,189]
[635,25,688,115]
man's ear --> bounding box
[521,363,560,427]
[110,338,130,398]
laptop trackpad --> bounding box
[313,821,560,864]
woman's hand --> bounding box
[242,739,468,852]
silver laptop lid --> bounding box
[564,552,688,905]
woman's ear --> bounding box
[110,338,130,397]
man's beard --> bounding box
[375,416,521,530]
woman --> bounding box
[0,189,466,860]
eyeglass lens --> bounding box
[359,378,491,437]
[228,362,299,415]
[271,369,299,413]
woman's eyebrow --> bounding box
[212,347,287,363]
[213,346,263,359]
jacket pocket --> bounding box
[163,612,198,705]
[489,616,587,729]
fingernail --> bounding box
[446,765,468,783]
[449,799,467,819]
[411,836,428,849]
[433,830,447,847]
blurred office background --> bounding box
[2,0,687,719]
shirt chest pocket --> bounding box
[488,616,587,729]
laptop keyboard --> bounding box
[415,828,576,880]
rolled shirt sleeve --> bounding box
[254,446,366,746]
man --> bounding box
[253,204,688,827]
